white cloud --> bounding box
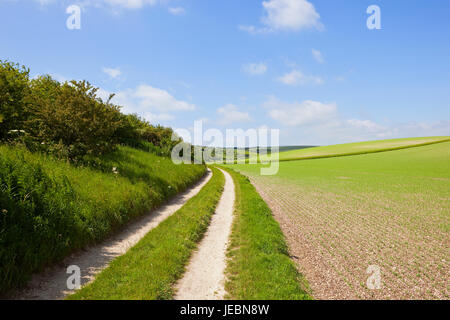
[33,0,166,10]
[132,84,196,111]
[263,0,323,31]
[346,119,386,133]
[102,0,158,9]
[264,96,337,126]
[48,73,69,83]
[101,84,196,123]
[196,117,209,124]
[238,25,271,35]
[242,62,268,75]
[241,0,323,34]
[34,0,56,5]
[264,96,450,145]
[145,112,174,122]
[168,6,185,15]
[102,67,122,79]
[312,49,324,64]
[277,70,324,86]
[217,104,252,125]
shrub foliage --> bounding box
[0,60,184,160]
[0,61,204,293]
[0,61,30,140]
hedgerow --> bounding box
[0,60,184,160]
[0,61,206,293]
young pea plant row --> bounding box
[231,138,450,300]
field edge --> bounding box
[221,166,312,300]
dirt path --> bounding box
[9,169,212,300]
[174,168,235,300]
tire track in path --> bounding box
[174,168,235,300]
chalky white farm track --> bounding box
[175,168,235,300]
[9,170,213,300]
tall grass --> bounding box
[0,144,205,293]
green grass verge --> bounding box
[68,167,225,300]
[0,144,205,293]
[221,167,311,300]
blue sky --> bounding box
[1,0,449,145]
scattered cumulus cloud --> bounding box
[217,104,252,125]
[102,67,122,79]
[263,96,450,145]
[99,84,196,124]
[242,62,268,75]
[132,84,196,111]
[34,0,56,5]
[262,0,323,31]
[238,25,271,35]
[312,49,324,64]
[346,119,386,133]
[241,0,323,34]
[91,0,158,9]
[47,73,70,83]
[264,96,337,126]
[146,112,175,122]
[196,117,209,124]
[32,0,173,11]
[168,6,185,15]
[277,70,324,86]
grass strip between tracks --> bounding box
[68,167,224,300]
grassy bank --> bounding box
[0,145,205,293]
[68,167,224,300]
[222,167,311,300]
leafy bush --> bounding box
[0,61,30,140]
[24,77,124,160]
[117,113,183,157]
[0,61,187,160]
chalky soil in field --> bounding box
[233,142,450,300]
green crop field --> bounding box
[229,140,450,299]
[277,136,450,161]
